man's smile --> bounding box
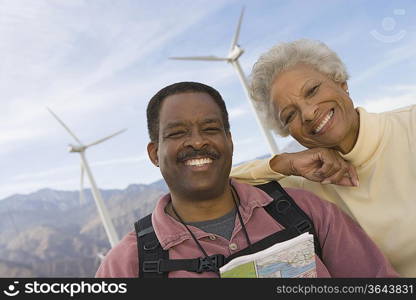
[184,157,214,166]
[182,157,215,172]
[177,148,220,164]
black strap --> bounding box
[135,181,323,278]
[142,254,225,274]
[135,214,169,278]
[255,181,323,259]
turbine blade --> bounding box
[85,128,127,148]
[47,107,83,145]
[169,56,228,61]
[230,7,245,51]
[80,162,85,205]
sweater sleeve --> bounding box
[285,188,399,278]
[231,156,306,192]
[231,156,287,184]
[95,232,139,278]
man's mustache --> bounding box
[177,148,220,162]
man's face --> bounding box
[147,92,233,200]
[270,64,357,150]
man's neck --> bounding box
[166,183,235,223]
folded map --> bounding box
[220,232,317,278]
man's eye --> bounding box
[167,131,185,138]
[204,127,220,132]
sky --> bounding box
[0,0,415,200]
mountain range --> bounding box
[0,180,168,277]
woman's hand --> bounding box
[270,148,359,187]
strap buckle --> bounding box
[143,260,162,274]
[295,220,312,233]
[197,254,224,273]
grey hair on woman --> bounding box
[250,39,350,136]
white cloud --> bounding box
[228,105,250,120]
[386,85,416,93]
[0,178,79,199]
[11,165,79,182]
[11,153,148,182]
[361,84,416,113]
[91,154,148,167]
[0,128,46,145]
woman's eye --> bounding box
[307,84,320,97]
[285,112,295,125]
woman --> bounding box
[231,39,416,277]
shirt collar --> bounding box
[151,179,274,249]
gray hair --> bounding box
[250,39,349,136]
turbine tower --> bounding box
[47,108,124,248]
[169,7,279,154]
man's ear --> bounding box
[147,142,159,167]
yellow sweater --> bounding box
[231,105,416,277]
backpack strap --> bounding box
[135,215,225,277]
[135,214,169,278]
[254,181,323,260]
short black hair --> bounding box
[146,81,230,143]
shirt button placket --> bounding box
[229,243,238,251]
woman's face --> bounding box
[270,64,359,153]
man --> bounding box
[95,81,397,278]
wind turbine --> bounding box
[47,108,123,248]
[169,7,279,155]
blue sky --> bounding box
[0,0,415,200]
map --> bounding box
[220,233,317,278]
